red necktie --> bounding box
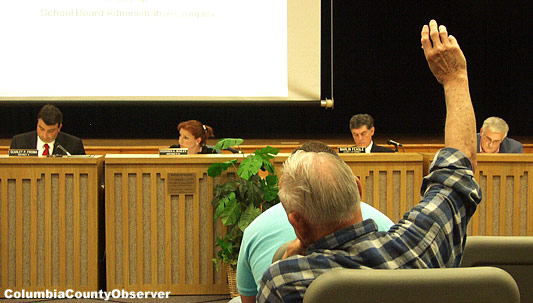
[43,143,50,156]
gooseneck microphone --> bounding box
[386,139,403,147]
[387,139,404,153]
[56,144,72,156]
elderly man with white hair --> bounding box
[477,117,523,153]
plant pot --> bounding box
[226,264,239,298]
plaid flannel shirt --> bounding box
[258,148,482,303]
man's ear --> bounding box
[288,212,312,246]
[58,124,62,132]
[354,176,362,197]
[480,127,483,135]
[370,126,375,136]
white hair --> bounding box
[482,117,509,137]
[279,151,361,230]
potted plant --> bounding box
[208,138,280,279]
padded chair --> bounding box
[302,267,519,303]
[272,241,290,263]
[461,236,533,303]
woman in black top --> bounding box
[173,120,218,154]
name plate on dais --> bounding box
[9,149,38,156]
[159,148,188,155]
[167,173,196,195]
[338,147,365,154]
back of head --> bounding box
[294,141,338,156]
[349,114,374,130]
[38,105,63,126]
[280,151,360,230]
[177,120,214,146]
[482,117,509,137]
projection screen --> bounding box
[0,0,321,103]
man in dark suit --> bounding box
[477,117,522,153]
[10,105,85,156]
[349,114,394,153]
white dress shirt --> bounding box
[364,141,374,153]
[37,136,55,156]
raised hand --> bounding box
[421,20,467,85]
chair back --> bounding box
[272,241,290,263]
[302,267,519,303]
[462,236,533,303]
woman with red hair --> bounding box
[174,120,217,154]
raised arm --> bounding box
[421,20,477,170]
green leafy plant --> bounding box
[208,138,280,269]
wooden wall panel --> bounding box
[0,156,103,296]
[422,153,533,236]
[104,155,231,294]
[471,155,533,236]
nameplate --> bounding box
[8,149,38,156]
[167,173,196,195]
[338,147,365,154]
[159,148,188,155]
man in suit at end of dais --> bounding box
[477,116,522,153]
[10,104,85,156]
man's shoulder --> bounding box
[55,132,85,155]
[242,203,291,242]
[56,132,82,142]
[246,204,286,230]
[258,255,329,303]
[10,131,37,148]
[371,144,395,153]
[12,130,37,140]
[500,137,523,153]
[259,250,366,303]
[360,202,394,231]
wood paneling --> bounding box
[422,153,533,236]
[104,154,235,294]
[0,156,103,295]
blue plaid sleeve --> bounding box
[383,147,482,268]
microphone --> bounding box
[56,144,72,156]
[227,147,242,154]
[386,139,403,147]
[386,139,404,152]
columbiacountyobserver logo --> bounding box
[4,289,171,300]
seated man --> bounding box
[234,141,394,303]
[477,116,522,153]
[257,20,481,303]
[349,114,394,152]
[10,104,85,156]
